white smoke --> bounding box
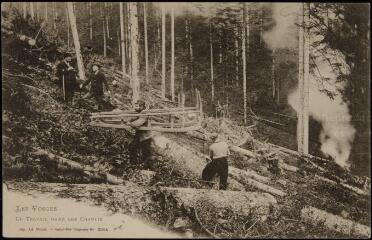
[264,3,356,169]
[262,3,301,50]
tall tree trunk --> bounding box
[161,6,166,99]
[259,9,264,45]
[242,3,248,124]
[45,3,48,20]
[103,19,107,57]
[117,30,121,56]
[210,23,214,102]
[89,2,92,40]
[170,7,175,101]
[272,50,276,98]
[218,28,222,64]
[67,2,86,81]
[23,2,27,19]
[66,6,70,48]
[189,18,194,92]
[144,3,149,83]
[104,2,110,39]
[128,2,140,103]
[119,2,126,76]
[53,2,57,30]
[235,26,239,87]
[35,2,39,20]
[29,3,34,20]
[297,3,310,154]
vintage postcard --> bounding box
[2,2,371,238]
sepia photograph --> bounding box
[2,2,371,238]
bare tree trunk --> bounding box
[117,30,121,56]
[66,6,70,48]
[161,6,166,99]
[120,2,126,76]
[170,7,175,101]
[272,51,275,98]
[242,4,248,124]
[297,3,310,154]
[53,2,57,30]
[144,3,149,83]
[45,2,48,20]
[23,2,27,19]
[128,2,140,103]
[89,2,92,40]
[210,23,214,101]
[218,28,222,64]
[235,26,239,87]
[67,2,86,81]
[29,2,34,20]
[35,2,39,20]
[103,19,107,57]
[189,19,194,91]
[104,2,110,39]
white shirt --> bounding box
[209,140,230,159]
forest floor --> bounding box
[2,49,371,238]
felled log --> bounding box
[161,187,277,220]
[229,167,270,184]
[152,135,244,191]
[301,206,371,237]
[229,145,257,158]
[229,171,286,197]
[31,148,123,184]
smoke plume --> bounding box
[263,3,356,168]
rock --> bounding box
[173,217,190,229]
[277,179,287,186]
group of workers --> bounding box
[55,51,230,191]
[55,53,110,111]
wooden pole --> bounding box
[161,6,166,99]
[67,2,86,81]
[170,7,175,101]
[144,3,149,83]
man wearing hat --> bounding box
[56,54,78,104]
[202,133,230,190]
[80,63,110,111]
[125,100,154,169]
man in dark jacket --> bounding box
[56,55,78,104]
[126,100,154,169]
[80,63,110,111]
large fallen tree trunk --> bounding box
[31,148,123,184]
[301,206,371,237]
[152,135,286,196]
[161,187,277,221]
[152,135,244,191]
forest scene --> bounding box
[2,2,371,238]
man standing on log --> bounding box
[202,133,230,190]
[80,63,110,111]
[56,55,78,105]
[126,100,154,169]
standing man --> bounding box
[202,133,230,190]
[56,55,78,104]
[126,100,154,169]
[80,63,110,111]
